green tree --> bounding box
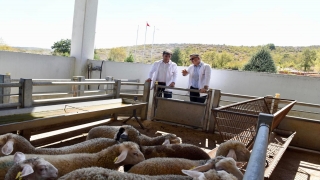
[243,48,277,73]
[51,39,71,56]
[216,52,233,68]
[266,43,276,51]
[301,49,317,72]
[125,53,134,62]
[171,48,183,65]
[203,51,216,68]
[108,47,127,61]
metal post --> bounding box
[19,79,33,108]
[243,113,273,180]
[72,76,85,97]
[140,81,151,120]
[112,79,121,121]
[209,89,221,133]
[203,89,213,131]
[0,74,11,104]
[105,76,114,94]
[151,82,158,120]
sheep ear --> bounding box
[189,163,214,172]
[182,170,205,179]
[226,149,237,161]
[14,152,26,163]
[2,139,14,155]
[162,138,170,145]
[114,150,128,164]
[21,164,34,177]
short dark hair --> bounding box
[163,49,173,55]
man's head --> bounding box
[162,49,172,62]
[190,54,201,65]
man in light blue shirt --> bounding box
[182,54,211,103]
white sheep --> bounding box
[0,142,144,179]
[127,157,220,176]
[4,152,58,180]
[0,133,118,156]
[182,169,237,180]
[128,156,243,180]
[189,157,243,180]
[86,125,181,145]
[58,167,193,180]
[215,140,250,162]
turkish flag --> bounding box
[146,22,150,27]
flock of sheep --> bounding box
[0,125,251,180]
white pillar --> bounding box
[70,0,98,76]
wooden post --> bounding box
[19,79,33,108]
[0,74,11,104]
[140,81,151,120]
[208,89,221,133]
[203,89,214,131]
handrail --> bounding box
[32,81,114,86]
[243,113,272,180]
[0,83,21,87]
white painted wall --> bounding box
[0,51,75,93]
[89,60,320,104]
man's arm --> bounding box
[146,62,157,81]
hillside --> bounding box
[95,44,320,72]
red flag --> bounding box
[146,22,150,27]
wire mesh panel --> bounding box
[213,97,296,148]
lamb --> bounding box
[4,152,58,180]
[58,167,192,180]
[128,156,243,180]
[182,169,237,180]
[0,133,118,156]
[215,140,250,162]
[141,143,210,160]
[86,125,181,145]
[127,156,222,176]
[0,142,144,179]
[189,157,243,180]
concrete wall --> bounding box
[89,60,320,105]
[0,51,75,93]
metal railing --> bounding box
[243,113,272,180]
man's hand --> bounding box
[199,88,207,93]
[146,78,152,82]
[182,69,188,76]
[169,82,175,87]
[199,86,209,93]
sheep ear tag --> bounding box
[2,140,14,155]
[162,139,170,145]
[14,152,26,163]
[181,170,205,179]
[114,150,128,164]
[21,164,34,177]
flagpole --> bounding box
[143,22,148,61]
[134,25,139,62]
[151,26,155,61]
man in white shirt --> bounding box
[182,54,211,103]
[146,50,178,98]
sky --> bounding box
[0,0,320,49]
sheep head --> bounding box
[13,152,58,180]
[114,125,141,143]
[162,134,181,145]
[216,140,251,162]
[114,142,145,166]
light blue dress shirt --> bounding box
[191,62,203,88]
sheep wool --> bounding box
[0,142,144,179]
[58,167,192,180]
[87,125,181,145]
[0,133,118,156]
